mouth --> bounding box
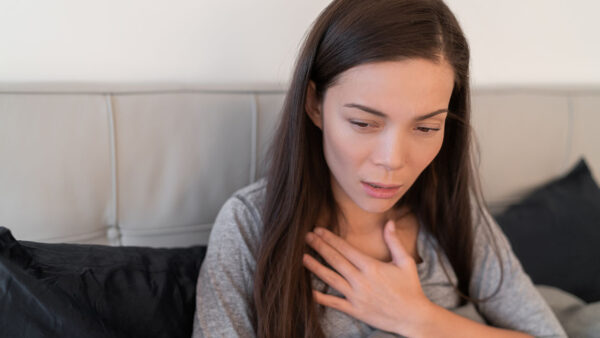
[361,181,403,199]
[361,181,402,189]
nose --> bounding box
[373,129,407,171]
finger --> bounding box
[303,254,352,296]
[312,289,358,318]
[306,232,360,282]
[313,227,375,272]
[383,220,411,266]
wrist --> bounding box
[395,299,438,338]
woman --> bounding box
[193,0,566,337]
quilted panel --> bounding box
[112,92,254,246]
[569,95,600,184]
[0,94,113,242]
[471,92,570,212]
[255,92,285,180]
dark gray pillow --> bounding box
[0,227,206,338]
[495,159,600,303]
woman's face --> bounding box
[306,58,455,215]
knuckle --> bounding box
[363,262,378,275]
[400,257,416,269]
[311,238,325,252]
[329,254,341,267]
[311,234,321,246]
[323,271,336,285]
[331,296,344,309]
[303,257,313,269]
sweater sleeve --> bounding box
[469,206,567,337]
[192,195,262,338]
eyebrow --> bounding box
[344,103,448,121]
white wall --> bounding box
[450,0,600,87]
[0,0,598,87]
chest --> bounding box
[313,237,461,337]
[344,216,421,263]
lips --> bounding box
[361,181,403,199]
[362,181,402,189]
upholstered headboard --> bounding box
[1,84,598,247]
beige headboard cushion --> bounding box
[472,90,600,213]
[0,85,598,246]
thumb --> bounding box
[383,219,410,265]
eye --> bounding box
[350,120,371,129]
[415,126,441,133]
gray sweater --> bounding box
[192,178,566,337]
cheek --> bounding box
[410,135,444,170]
[323,120,368,176]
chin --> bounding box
[357,198,398,214]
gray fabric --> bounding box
[192,178,567,337]
[537,285,600,338]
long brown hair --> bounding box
[254,0,503,336]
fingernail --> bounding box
[387,221,395,232]
[306,232,315,242]
[314,227,324,236]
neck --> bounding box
[326,176,411,239]
[337,202,414,238]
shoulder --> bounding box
[469,199,513,259]
[467,200,567,336]
[195,179,268,335]
[230,176,268,217]
[468,196,531,301]
[207,177,268,258]
[466,196,519,297]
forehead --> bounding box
[325,59,455,114]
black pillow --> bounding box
[0,227,206,338]
[495,158,600,303]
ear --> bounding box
[305,81,323,130]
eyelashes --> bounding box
[350,121,370,128]
[349,121,441,134]
[415,126,441,133]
